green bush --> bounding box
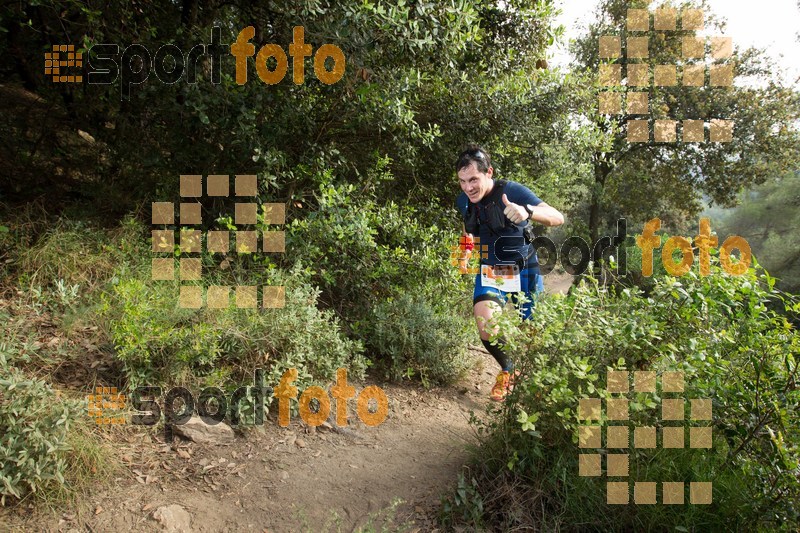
[99,264,368,391]
[453,263,800,530]
[287,167,475,384]
[256,268,370,392]
[439,471,486,530]
[367,293,473,387]
[288,178,465,312]
[0,309,117,507]
[13,216,145,291]
[0,357,75,504]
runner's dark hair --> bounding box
[456,144,492,173]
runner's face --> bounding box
[458,162,494,202]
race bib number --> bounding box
[480,264,521,292]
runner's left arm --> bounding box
[527,202,564,227]
[503,183,565,227]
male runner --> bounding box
[454,145,564,401]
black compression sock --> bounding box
[481,338,513,372]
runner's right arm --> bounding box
[459,223,473,273]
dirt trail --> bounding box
[2,273,573,532]
[3,355,495,532]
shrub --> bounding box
[0,355,74,504]
[0,308,115,507]
[367,293,473,387]
[0,373,72,505]
[14,216,145,291]
[288,179,465,314]
[99,264,368,391]
[287,171,475,384]
[253,269,370,392]
[453,262,800,530]
[439,471,486,530]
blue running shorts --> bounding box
[472,264,544,320]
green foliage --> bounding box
[716,172,800,294]
[17,220,113,288]
[367,293,473,387]
[458,264,800,530]
[0,348,75,504]
[570,0,800,242]
[439,472,485,530]
[286,162,476,384]
[618,234,672,290]
[0,224,10,265]
[0,309,116,507]
[0,0,586,280]
[99,264,367,390]
[0,210,147,294]
[1,0,583,395]
[288,163,467,314]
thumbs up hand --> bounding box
[502,194,528,224]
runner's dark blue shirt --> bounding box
[455,180,542,267]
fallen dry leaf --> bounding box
[78,129,96,143]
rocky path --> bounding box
[3,352,494,532]
[2,273,572,532]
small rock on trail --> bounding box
[152,504,192,532]
[173,416,235,444]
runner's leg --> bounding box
[473,272,513,371]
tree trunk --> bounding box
[588,157,609,245]
[181,0,198,27]
[586,157,612,281]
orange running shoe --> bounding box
[490,370,521,402]
[490,371,511,401]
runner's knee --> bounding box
[473,300,500,339]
